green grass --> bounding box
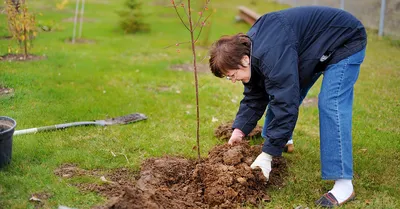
[0,0,399,208]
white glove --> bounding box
[228,128,245,145]
[250,152,272,180]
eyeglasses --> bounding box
[225,70,238,81]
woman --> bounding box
[209,6,367,207]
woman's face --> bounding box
[225,55,251,83]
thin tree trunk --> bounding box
[187,0,201,162]
[22,0,27,58]
[23,29,27,58]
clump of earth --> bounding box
[83,142,288,208]
[214,121,263,140]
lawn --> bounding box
[0,0,399,208]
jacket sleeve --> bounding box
[261,44,300,156]
[232,80,269,135]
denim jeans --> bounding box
[262,48,366,179]
[319,48,365,179]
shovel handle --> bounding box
[14,126,54,135]
[13,121,100,136]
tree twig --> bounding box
[171,0,190,32]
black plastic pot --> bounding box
[0,116,16,169]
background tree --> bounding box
[6,0,37,59]
[117,0,149,33]
[6,0,20,12]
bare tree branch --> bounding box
[194,13,213,43]
[193,0,210,31]
[171,1,190,31]
[163,40,191,49]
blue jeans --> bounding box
[319,48,365,179]
[262,48,366,180]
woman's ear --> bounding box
[241,55,250,67]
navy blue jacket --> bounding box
[232,6,367,156]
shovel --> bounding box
[13,113,147,136]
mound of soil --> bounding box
[214,121,263,140]
[95,143,287,209]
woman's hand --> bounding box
[228,128,245,145]
[250,152,272,180]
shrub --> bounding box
[6,0,37,58]
[117,0,149,34]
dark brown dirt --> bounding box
[0,125,10,133]
[214,121,263,141]
[0,54,46,61]
[91,142,287,209]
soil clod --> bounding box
[214,121,263,140]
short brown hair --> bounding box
[209,33,251,78]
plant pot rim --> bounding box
[0,116,17,134]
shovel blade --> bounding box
[101,113,147,125]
